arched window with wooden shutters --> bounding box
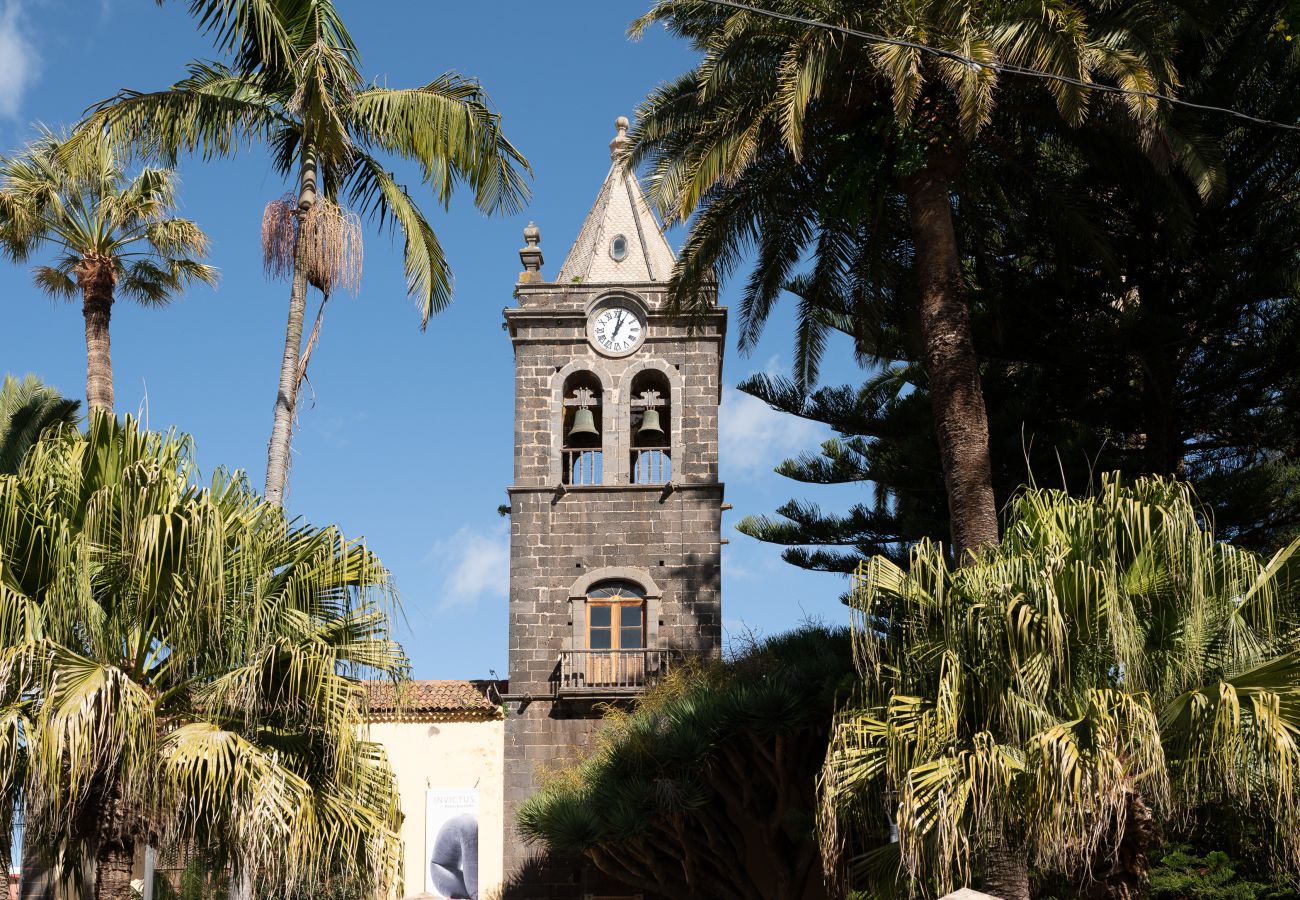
[584,580,646,687]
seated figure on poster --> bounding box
[429,812,478,899]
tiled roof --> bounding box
[364,680,504,721]
[555,116,677,285]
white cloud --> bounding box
[722,543,759,587]
[719,385,822,476]
[0,1,36,120]
[430,524,509,609]
[720,548,754,582]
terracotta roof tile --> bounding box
[365,680,504,720]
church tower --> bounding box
[501,117,726,897]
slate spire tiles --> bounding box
[555,116,677,285]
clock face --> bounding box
[590,305,646,355]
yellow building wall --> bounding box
[367,718,504,899]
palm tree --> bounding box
[0,129,216,415]
[0,374,79,474]
[819,475,1300,899]
[0,414,409,900]
[629,0,1204,558]
[78,0,531,505]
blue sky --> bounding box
[0,0,867,678]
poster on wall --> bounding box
[426,789,480,899]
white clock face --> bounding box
[591,305,645,355]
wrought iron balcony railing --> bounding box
[556,649,677,695]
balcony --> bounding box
[556,649,677,696]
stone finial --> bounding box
[610,115,631,162]
[518,221,544,282]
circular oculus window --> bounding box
[609,234,628,262]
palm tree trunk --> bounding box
[93,836,136,900]
[1099,789,1156,900]
[78,256,116,415]
[983,845,1031,900]
[263,147,319,506]
[1138,348,1180,476]
[231,864,254,900]
[905,161,999,558]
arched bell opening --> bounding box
[629,370,671,484]
[562,371,603,485]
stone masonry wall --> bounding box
[507,283,724,489]
[501,281,725,897]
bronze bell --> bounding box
[568,407,599,442]
[638,408,665,441]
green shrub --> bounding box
[1148,844,1298,900]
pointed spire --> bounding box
[556,116,676,284]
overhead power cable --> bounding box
[697,0,1300,133]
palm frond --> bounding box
[345,155,450,327]
[822,474,1300,891]
[80,84,284,165]
[0,128,215,318]
[348,74,531,215]
[0,374,79,475]
[0,416,406,898]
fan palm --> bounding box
[0,129,216,415]
[629,0,1197,557]
[77,0,531,505]
[0,374,79,474]
[0,414,409,900]
[819,475,1300,899]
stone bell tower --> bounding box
[501,117,726,898]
